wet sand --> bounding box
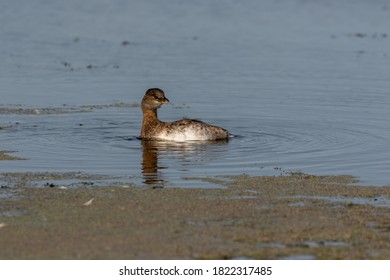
[0,103,139,115]
[0,173,389,259]
[0,151,24,161]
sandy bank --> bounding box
[0,173,389,259]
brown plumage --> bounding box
[140,88,229,141]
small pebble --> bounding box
[83,198,94,206]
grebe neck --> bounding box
[141,107,161,135]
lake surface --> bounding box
[1,0,390,187]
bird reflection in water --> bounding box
[141,140,228,187]
[141,140,165,187]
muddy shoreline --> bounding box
[0,151,25,161]
[0,172,389,259]
[0,103,139,115]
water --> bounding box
[1,0,390,187]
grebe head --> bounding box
[141,88,170,110]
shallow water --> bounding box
[1,0,390,186]
[289,195,390,208]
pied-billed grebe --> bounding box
[141,88,229,141]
